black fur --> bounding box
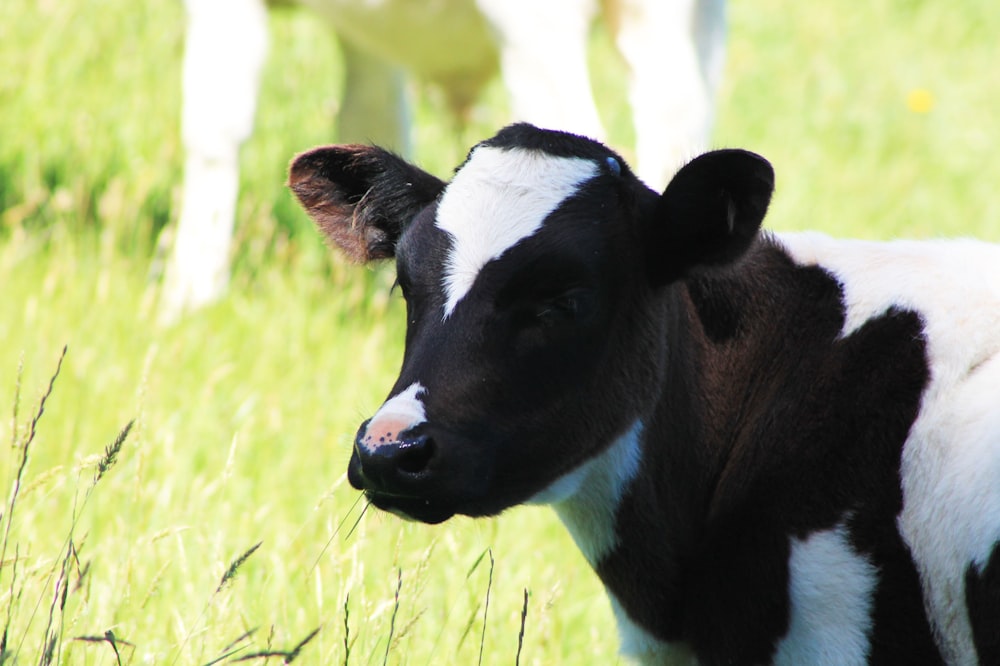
[966,541,1000,663]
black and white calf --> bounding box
[289,124,1000,665]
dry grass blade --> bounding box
[0,543,19,664]
[220,627,259,654]
[281,626,321,664]
[20,346,66,454]
[343,500,370,542]
[39,633,55,666]
[9,353,22,449]
[382,568,402,666]
[73,631,133,666]
[201,648,246,666]
[233,626,320,664]
[477,549,494,666]
[199,628,260,665]
[309,493,363,576]
[465,548,489,580]
[217,541,262,594]
[515,588,528,666]
[342,594,350,666]
[38,540,73,666]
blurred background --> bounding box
[0,0,997,663]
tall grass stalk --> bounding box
[1,347,65,661]
[1,348,135,663]
[1,346,66,593]
[28,419,133,661]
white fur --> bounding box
[773,522,878,665]
[163,0,725,318]
[360,382,426,451]
[435,146,599,318]
[528,420,643,565]
[778,231,1000,664]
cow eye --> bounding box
[533,294,579,325]
[513,287,595,329]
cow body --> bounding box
[289,124,1000,665]
[162,0,725,318]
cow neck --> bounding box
[584,280,722,640]
[591,249,797,644]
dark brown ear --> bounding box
[646,149,774,284]
[288,145,445,262]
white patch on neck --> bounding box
[435,146,599,318]
[527,421,643,565]
[360,382,426,452]
[773,522,877,665]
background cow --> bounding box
[160,0,726,320]
[289,124,1000,664]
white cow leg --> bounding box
[160,0,269,322]
[337,38,411,155]
[614,0,725,189]
[477,0,605,142]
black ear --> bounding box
[288,145,445,262]
[646,149,774,284]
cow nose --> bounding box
[353,424,435,492]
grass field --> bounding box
[1,0,998,663]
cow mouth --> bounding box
[347,453,457,523]
[365,491,456,524]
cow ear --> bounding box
[645,149,774,284]
[288,145,445,262]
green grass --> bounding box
[1,0,998,663]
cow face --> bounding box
[289,124,773,523]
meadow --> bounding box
[1,0,997,663]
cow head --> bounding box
[289,124,773,524]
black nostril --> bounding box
[353,427,436,492]
[396,435,434,474]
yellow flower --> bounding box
[907,88,935,114]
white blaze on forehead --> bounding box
[435,146,599,318]
[360,382,426,453]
